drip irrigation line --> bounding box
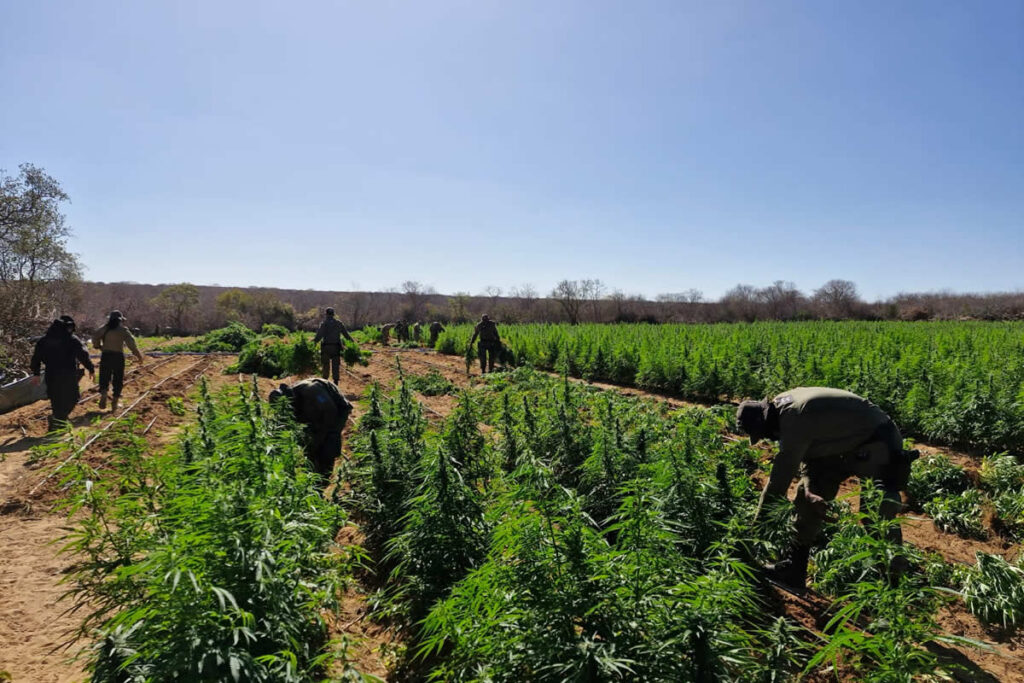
[28,357,209,497]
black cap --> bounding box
[110,310,124,320]
[325,307,335,317]
[59,315,76,331]
[736,400,770,443]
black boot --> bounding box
[768,544,811,588]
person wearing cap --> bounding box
[269,378,353,489]
[313,308,355,385]
[92,310,145,411]
[736,387,917,587]
[31,316,95,430]
[468,314,501,374]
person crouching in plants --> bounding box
[736,387,919,588]
[269,378,353,490]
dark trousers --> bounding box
[478,340,500,373]
[321,344,341,382]
[47,375,80,426]
[794,420,906,546]
[99,351,126,398]
[308,430,341,488]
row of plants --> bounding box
[436,321,1024,453]
[906,452,1024,541]
[161,322,370,378]
[343,365,1024,681]
[51,380,368,681]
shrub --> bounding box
[906,454,971,507]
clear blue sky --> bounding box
[2,0,1021,300]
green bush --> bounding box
[59,382,356,681]
[923,489,986,538]
[166,322,258,352]
[906,454,972,507]
[962,553,1024,631]
[260,323,290,337]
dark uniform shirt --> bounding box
[290,378,352,437]
[31,327,94,380]
[314,317,354,346]
[762,387,890,500]
[473,319,500,343]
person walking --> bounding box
[427,321,446,347]
[92,310,145,412]
[313,308,355,385]
[31,317,94,430]
[269,378,353,489]
[736,387,918,587]
[468,314,501,374]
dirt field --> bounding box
[1,344,1022,682]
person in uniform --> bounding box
[313,308,355,385]
[92,311,144,412]
[468,314,501,374]
[395,320,410,344]
[736,387,918,587]
[269,378,353,489]
[380,323,395,345]
[412,322,422,344]
[427,321,446,348]
[31,317,94,430]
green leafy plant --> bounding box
[166,396,186,416]
[923,489,986,538]
[961,553,1024,631]
[59,380,356,681]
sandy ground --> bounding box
[2,343,1022,681]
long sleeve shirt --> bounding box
[31,331,94,379]
[92,325,141,357]
[313,317,354,345]
[759,387,889,506]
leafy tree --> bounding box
[0,164,82,374]
[152,283,200,332]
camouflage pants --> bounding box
[793,421,907,546]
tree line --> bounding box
[2,162,1022,378]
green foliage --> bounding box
[166,396,186,416]
[992,488,1024,541]
[923,489,987,538]
[979,453,1024,493]
[229,333,318,378]
[436,321,1024,453]
[906,454,971,507]
[342,339,371,367]
[168,322,258,352]
[260,323,289,337]
[403,370,455,396]
[58,382,355,681]
[961,553,1024,631]
[809,483,953,681]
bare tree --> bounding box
[813,279,861,319]
[551,279,584,324]
[722,284,760,322]
[580,278,606,322]
[401,280,435,321]
[758,280,804,320]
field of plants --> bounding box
[437,321,1024,454]
[3,320,1024,682]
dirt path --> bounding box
[0,354,240,683]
